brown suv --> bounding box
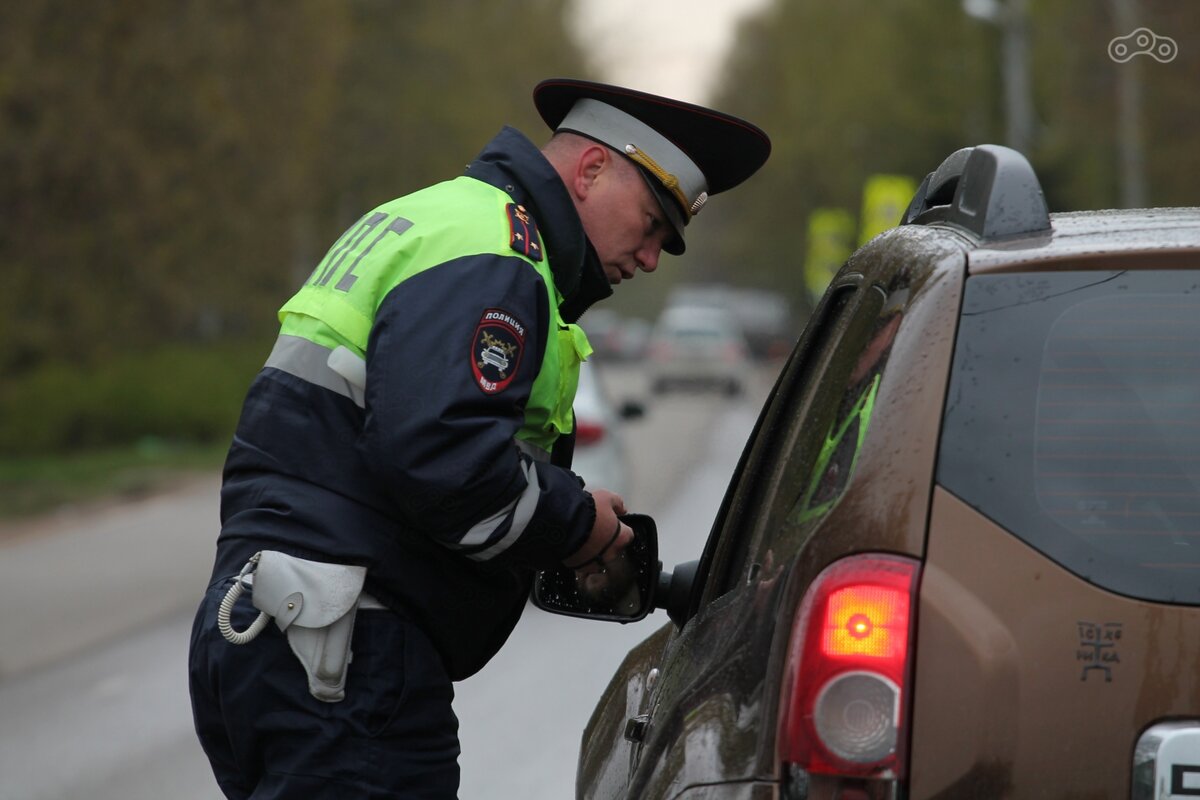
[535,145,1200,799]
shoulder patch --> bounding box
[471,308,527,395]
[506,203,543,262]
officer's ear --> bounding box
[571,144,610,201]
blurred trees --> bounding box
[5,0,1199,453]
[688,0,1199,318]
[0,0,586,379]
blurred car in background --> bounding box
[579,308,650,362]
[570,362,643,498]
[647,304,751,396]
[666,283,797,360]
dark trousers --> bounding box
[188,578,461,799]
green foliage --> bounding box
[0,0,588,455]
[1033,0,1200,210]
[0,339,269,455]
[0,0,587,373]
[6,0,1196,459]
[685,0,994,319]
[0,2,346,372]
[0,442,227,521]
[691,0,1199,322]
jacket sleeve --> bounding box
[361,252,593,568]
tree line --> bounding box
[0,0,587,378]
[685,0,1199,315]
[3,0,1197,453]
[0,0,587,453]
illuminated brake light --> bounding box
[778,554,919,781]
[823,585,910,662]
[575,420,606,446]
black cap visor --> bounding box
[636,167,686,255]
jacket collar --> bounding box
[464,127,612,323]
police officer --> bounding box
[188,78,770,799]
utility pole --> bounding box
[963,0,1036,156]
[1110,0,1148,208]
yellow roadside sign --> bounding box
[859,174,917,246]
[804,208,855,301]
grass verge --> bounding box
[0,440,226,522]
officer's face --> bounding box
[579,155,671,285]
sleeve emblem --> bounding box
[506,203,543,262]
[472,308,527,394]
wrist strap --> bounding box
[566,518,622,569]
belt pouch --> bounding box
[250,551,368,703]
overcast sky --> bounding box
[570,0,773,104]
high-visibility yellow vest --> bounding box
[276,175,591,455]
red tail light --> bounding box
[778,554,919,781]
[575,420,606,446]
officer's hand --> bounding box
[562,490,642,611]
[562,489,632,571]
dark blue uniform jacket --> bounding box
[210,128,614,680]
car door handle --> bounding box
[624,714,650,744]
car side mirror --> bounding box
[531,514,700,628]
[532,513,660,623]
[656,559,699,629]
[618,400,646,420]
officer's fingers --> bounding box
[591,488,626,516]
[609,523,634,554]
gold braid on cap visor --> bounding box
[623,144,696,221]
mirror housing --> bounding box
[618,399,646,420]
[656,559,699,628]
[531,514,700,628]
[532,513,660,623]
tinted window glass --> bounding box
[790,305,898,525]
[703,286,859,596]
[939,270,1200,604]
[713,286,899,593]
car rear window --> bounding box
[938,270,1200,605]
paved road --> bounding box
[456,392,762,799]
[0,362,777,800]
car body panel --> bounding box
[627,579,787,799]
[672,781,780,799]
[911,487,1200,798]
[579,226,968,799]
[578,622,674,798]
[965,209,1200,273]
[700,226,968,606]
[576,158,1200,797]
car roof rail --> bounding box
[901,144,1051,240]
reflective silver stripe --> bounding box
[358,592,387,610]
[266,334,549,561]
[265,335,366,408]
[467,460,542,561]
[457,494,520,548]
[454,444,548,549]
[515,438,551,463]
